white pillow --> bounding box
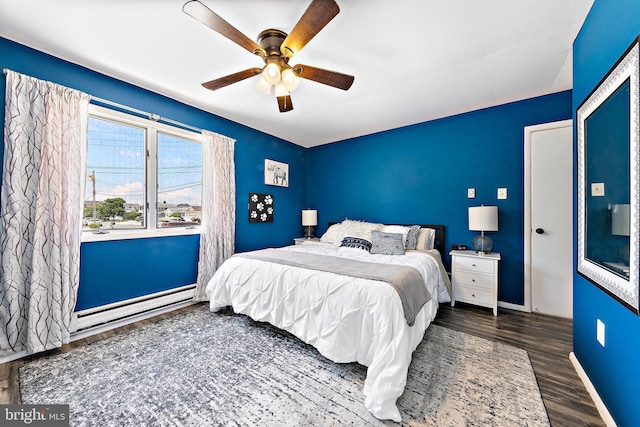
[382,225,411,243]
[336,220,383,244]
[416,227,436,251]
[320,223,343,243]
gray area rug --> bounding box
[20,306,550,426]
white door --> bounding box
[525,120,573,318]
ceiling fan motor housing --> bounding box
[258,29,289,57]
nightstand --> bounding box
[449,250,501,316]
[293,237,322,245]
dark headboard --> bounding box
[327,222,445,255]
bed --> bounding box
[205,220,451,422]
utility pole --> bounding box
[88,171,96,219]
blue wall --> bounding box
[307,92,572,305]
[573,1,640,425]
[0,37,307,310]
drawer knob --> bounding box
[472,294,476,297]
[472,263,476,267]
[472,279,476,282]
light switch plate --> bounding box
[467,188,476,198]
[497,188,507,200]
[591,182,605,197]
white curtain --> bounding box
[194,130,236,301]
[0,71,90,354]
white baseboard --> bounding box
[0,285,197,364]
[498,301,528,312]
[71,284,196,332]
[569,352,617,427]
[69,299,196,342]
[0,349,27,365]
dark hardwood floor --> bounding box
[0,303,604,426]
[434,303,604,426]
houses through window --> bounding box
[85,104,202,234]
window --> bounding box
[84,105,202,237]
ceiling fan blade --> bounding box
[294,64,354,90]
[201,68,262,91]
[277,95,294,112]
[280,0,340,58]
[183,0,265,56]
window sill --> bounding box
[81,226,201,243]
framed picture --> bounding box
[265,159,288,187]
[248,193,274,223]
[577,36,640,314]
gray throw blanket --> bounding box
[236,249,431,326]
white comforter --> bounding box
[205,242,450,422]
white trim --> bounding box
[82,226,200,242]
[70,300,195,342]
[569,352,616,426]
[0,349,27,364]
[84,104,203,241]
[0,285,197,364]
[71,284,196,331]
[88,104,201,142]
[523,119,573,313]
[497,301,527,312]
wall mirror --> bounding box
[577,36,640,314]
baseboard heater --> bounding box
[71,284,196,336]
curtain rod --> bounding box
[90,95,202,134]
[3,68,203,134]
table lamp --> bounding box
[302,209,317,238]
[469,205,498,254]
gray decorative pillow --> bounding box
[370,230,405,255]
[405,225,421,250]
[339,236,372,252]
[416,227,436,250]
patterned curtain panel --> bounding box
[194,130,236,301]
[0,71,90,354]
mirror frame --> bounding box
[577,36,640,314]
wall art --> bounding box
[249,193,274,223]
[264,159,288,187]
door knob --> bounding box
[535,228,544,235]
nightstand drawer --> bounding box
[454,285,493,306]
[453,256,495,274]
[453,271,493,290]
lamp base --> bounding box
[303,226,315,239]
[472,234,493,254]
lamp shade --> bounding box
[469,206,498,232]
[274,82,289,97]
[612,204,630,236]
[302,209,317,226]
[255,75,272,95]
[263,63,281,85]
[281,68,300,91]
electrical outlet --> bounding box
[497,188,507,200]
[597,319,605,347]
[467,188,476,198]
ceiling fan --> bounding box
[182,0,354,113]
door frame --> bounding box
[523,119,573,313]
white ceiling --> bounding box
[0,0,593,148]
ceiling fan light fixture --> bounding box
[281,68,300,92]
[184,0,354,112]
[274,82,289,98]
[263,63,281,85]
[255,75,272,95]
